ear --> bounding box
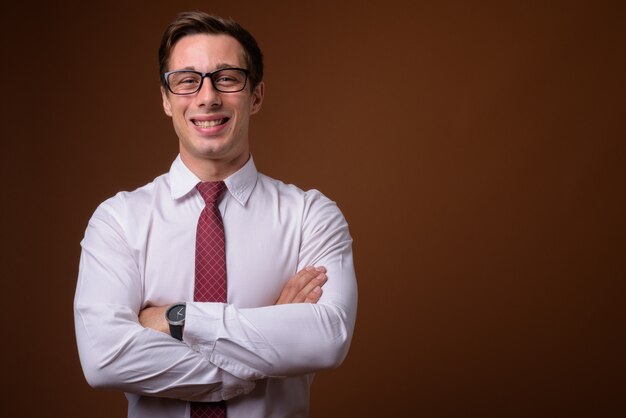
[161,86,173,117]
[249,81,264,115]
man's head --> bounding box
[159,11,263,91]
[158,12,265,180]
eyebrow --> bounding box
[177,63,240,72]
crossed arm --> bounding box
[75,263,345,401]
[138,266,328,335]
[75,192,356,402]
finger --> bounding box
[282,267,318,299]
[304,286,323,303]
[293,272,327,303]
[283,267,321,297]
[275,266,327,305]
[297,266,324,283]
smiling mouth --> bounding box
[193,118,229,128]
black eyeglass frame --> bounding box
[162,68,250,95]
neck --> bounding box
[181,152,249,182]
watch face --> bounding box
[167,304,186,323]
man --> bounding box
[74,10,357,418]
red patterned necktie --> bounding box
[192,181,227,418]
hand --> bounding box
[139,305,169,334]
[275,266,327,305]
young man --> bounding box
[74,11,357,418]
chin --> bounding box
[193,138,229,156]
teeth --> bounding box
[194,119,225,128]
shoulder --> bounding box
[91,172,169,224]
[256,172,348,230]
[256,172,334,204]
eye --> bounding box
[168,72,201,86]
[213,70,246,88]
[181,78,199,84]
[216,76,236,83]
[176,76,200,86]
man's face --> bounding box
[161,34,264,175]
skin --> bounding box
[161,33,264,181]
[140,34,325,334]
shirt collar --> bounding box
[169,154,258,206]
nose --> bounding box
[195,75,222,107]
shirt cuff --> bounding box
[183,302,225,357]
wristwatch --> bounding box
[165,303,186,341]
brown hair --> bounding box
[158,11,264,90]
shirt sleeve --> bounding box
[183,191,358,380]
[74,200,256,402]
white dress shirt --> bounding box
[74,155,357,418]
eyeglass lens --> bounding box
[167,69,247,94]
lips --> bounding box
[192,118,229,128]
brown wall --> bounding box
[2,1,625,416]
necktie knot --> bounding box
[196,181,226,205]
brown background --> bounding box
[2,0,625,417]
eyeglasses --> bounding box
[162,68,249,95]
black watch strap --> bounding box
[169,323,183,341]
